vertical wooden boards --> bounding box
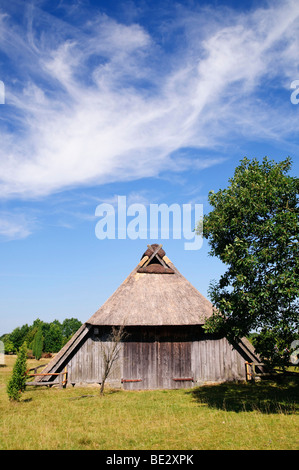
[123,341,146,390]
[191,336,246,383]
[68,329,122,385]
[64,326,248,388]
[123,339,192,390]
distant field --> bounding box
[0,355,298,450]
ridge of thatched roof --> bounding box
[86,244,213,326]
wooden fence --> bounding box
[245,362,267,381]
[25,365,67,389]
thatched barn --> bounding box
[37,244,260,389]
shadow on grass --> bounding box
[188,375,299,414]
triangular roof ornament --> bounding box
[137,244,174,274]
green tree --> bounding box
[32,327,43,360]
[7,342,28,401]
[26,318,44,347]
[198,157,298,367]
[44,322,63,353]
[9,324,30,351]
[3,337,15,354]
[61,318,82,341]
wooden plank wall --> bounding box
[67,333,122,386]
[65,327,246,388]
[191,337,245,384]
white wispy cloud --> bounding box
[0,211,34,239]
[0,0,298,199]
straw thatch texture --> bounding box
[86,257,213,326]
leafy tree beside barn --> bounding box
[199,157,298,367]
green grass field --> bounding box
[0,356,298,450]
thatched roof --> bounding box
[86,244,213,326]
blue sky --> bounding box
[0,0,298,335]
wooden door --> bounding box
[157,341,192,389]
[122,340,192,390]
[122,341,157,390]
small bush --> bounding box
[7,342,28,401]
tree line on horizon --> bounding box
[0,317,82,359]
